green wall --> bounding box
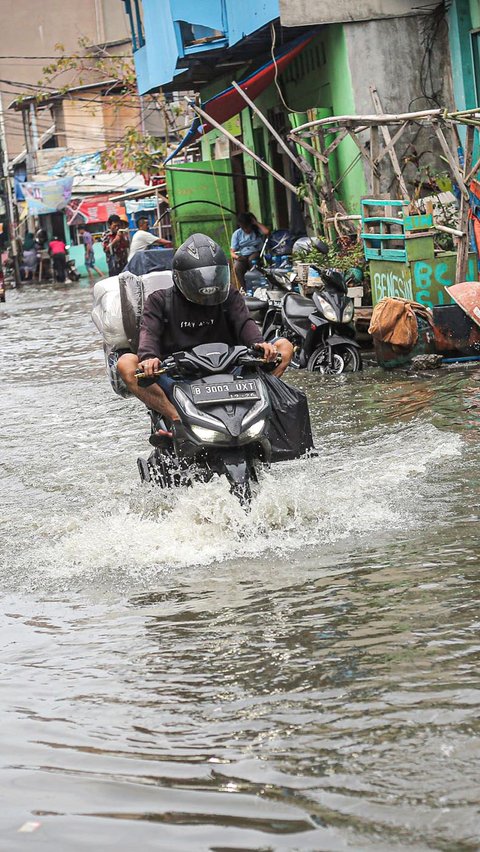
[69,242,108,278]
[470,0,480,29]
[448,0,477,112]
[195,27,366,230]
[281,28,367,212]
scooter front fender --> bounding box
[328,333,360,348]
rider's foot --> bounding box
[155,427,172,438]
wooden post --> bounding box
[188,100,299,195]
[431,121,469,200]
[230,81,322,223]
[317,127,337,243]
[231,81,302,173]
[370,87,409,199]
[456,124,475,284]
[370,125,380,195]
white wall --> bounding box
[280,0,426,27]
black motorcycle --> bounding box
[244,263,297,339]
[280,268,362,374]
[135,343,277,504]
[65,247,80,282]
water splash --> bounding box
[18,422,461,587]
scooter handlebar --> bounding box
[238,349,282,368]
[134,350,281,380]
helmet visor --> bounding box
[175,264,230,305]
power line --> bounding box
[0,54,132,60]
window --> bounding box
[124,0,145,51]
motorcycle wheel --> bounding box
[307,344,361,374]
[222,454,256,507]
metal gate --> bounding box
[166,160,237,257]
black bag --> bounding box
[261,373,314,462]
[125,247,174,275]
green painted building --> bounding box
[131,3,460,242]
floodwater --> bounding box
[1,283,479,852]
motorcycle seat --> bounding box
[283,292,313,321]
[245,297,268,312]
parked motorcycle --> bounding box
[65,247,81,282]
[244,263,297,336]
[280,268,362,373]
[135,343,278,504]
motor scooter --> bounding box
[135,343,277,505]
[65,247,80,282]
[280,268,362,373]
[243,232,299,335]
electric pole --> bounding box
[0,94,21,287]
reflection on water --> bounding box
[1,284,479,851]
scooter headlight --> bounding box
[342,299,354,322]
[191,425,225,443]
[318,296,338,322]
[174,386,224,430]
[243,419,265,439]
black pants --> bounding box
[107,254,124,277]
[52,252,66,283]
[233,252,259,289]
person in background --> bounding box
[48,235,67,283]
[128,214,172,260]
[230,212,269,289]
[102,214,129,276]
[78,224,102,284]
[22,232,38,281]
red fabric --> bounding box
[201,36,314,135]
[49,240,66,255]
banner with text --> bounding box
[22,177,74,215]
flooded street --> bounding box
[1,283,479,851]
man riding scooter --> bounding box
[117,234,293,433]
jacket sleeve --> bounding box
[137,293,165,361]
[226,288,264,347]
[230,229,239,251]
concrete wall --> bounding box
[344,13,455,195]
[280,0,423,27]
[0,0,130,157]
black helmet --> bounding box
[172,233,230,305]
[292,236,329,256]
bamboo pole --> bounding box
[290,108,443,136]
[370,125,380,194]
[317,127,338,243]
[188,99,299,195]
[456,124,475,284]
[229,81,318,218]
[323,127,349,158]
[231,81,302,173]
[325,214,362,222]
[375,121,409,166]
[465,152,480,184]
[370,87,409,199]
[287,134,327,163]
[346,128,380,178]
[431,121,469,200]
[434,223,465,238]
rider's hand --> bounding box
[255,342,278,362]
[139,357,161,377]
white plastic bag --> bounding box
[91,276,129,349]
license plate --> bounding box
[191,379,260,405]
